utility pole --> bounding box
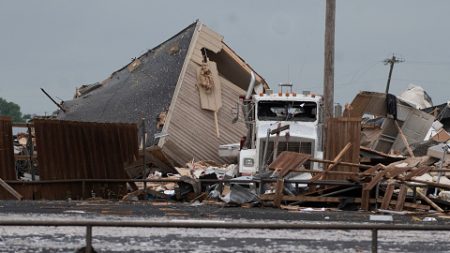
[384,55,404,94]
[323,0,336,149]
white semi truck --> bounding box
[236,73,324,175]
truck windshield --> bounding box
[257,101,317,122]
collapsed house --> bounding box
[57,21,268,166]
[0,21,272,200]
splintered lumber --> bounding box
[364,170,387,191]
[269,152,311,178]
[310,142,352,182]
[308,158,372,169]
[403,166,432,180]
[376,198,430,211]
[0,177,22,200]
[361,183,370,211]
[273,179,285,208]
[303,185,341,196]
[381,182,396,209]
[407,186,444,213]
[409,179,450,191]
[395,184,408,211]
[394,120,415,158]
[385,166,411,179]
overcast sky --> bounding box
[1,0,449,115]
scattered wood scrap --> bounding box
[260,151,450,213]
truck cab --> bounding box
[239,85,323,175]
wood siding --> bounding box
[191,24,224,65]
[162,61,247,165]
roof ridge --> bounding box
[110,20,199,77]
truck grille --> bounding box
[260,140,313,168]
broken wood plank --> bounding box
[304,185,341,196]
[360,164,385,176]
[364,169,387,191]
[361,183,370,211]
[395,184,408,211]
[394,120,415,158]
[376,198,430,211]
[310,142,352,182]
[380,182,395,209]
[308,158,372,169]
[0,177,22,200]
[409,179,450,191]
[273,178,285,208]
[403,166,432,180]
[14,154,38,160]
[385,166,411,179]
[407,186,444,213]
[269,152,311,178]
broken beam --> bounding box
[407,186,444,213]
[394,120,415,158]
[0,177,22,200]
[310,142,352,182]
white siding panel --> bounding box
[162,61,246,165]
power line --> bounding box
[404,60,450,66]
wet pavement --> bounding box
[0,200,449,252]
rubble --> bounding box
[117,87,450,215]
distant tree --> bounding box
[0,97,25,122]
[22,114,33,121]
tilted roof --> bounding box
[58,22,197,142]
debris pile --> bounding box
[120,88,450,216]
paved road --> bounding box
[0,200,448,252]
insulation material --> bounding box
[197,60,222,137]
[197,60,222,112]
[398,84,433,109]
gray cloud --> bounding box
[1,0,449,115]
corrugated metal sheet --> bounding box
[0,117,16,179]
[34,119,139,180]
[325,117,361,180]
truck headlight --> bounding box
[243,158,254,167]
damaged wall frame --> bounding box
[346,91,435,156]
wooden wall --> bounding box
[191,25,223,65]
[324,117,361,180]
